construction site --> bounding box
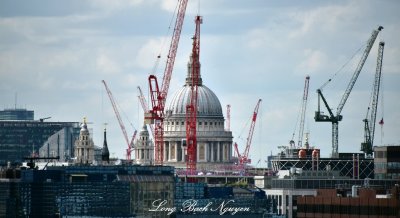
[98,2,387,180]
[100,2,260,177]
[0,1,399,217]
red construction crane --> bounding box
[236,99,262,166]
[226,104,231,131]
[186,15,202,175]
[298,75,310,148]
[102,80,137,161]
[137,86,155,138]
[233,142,240,158]
[146,0,188,165]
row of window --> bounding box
[387,162,400,169]
[166,121,224,126]
[386,173,400,179]
[297,204,398,215]
[374,162,387,170]
[375,162,400,170]
[374,150,387,158]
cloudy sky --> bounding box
[1,0,399,166]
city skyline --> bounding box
[1,0,400,166]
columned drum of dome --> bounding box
[163,55,233,171]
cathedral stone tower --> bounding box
[74,117,95,164]
[133,124,154,165]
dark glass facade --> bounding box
[0,109,34,121]
[0,121,80,165]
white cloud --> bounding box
[288,3,353,39]
[89,0,144,12]
[296,49,329,75]
[134,37,170,71]
[96,53,121,74]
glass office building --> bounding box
[0,120,80,165]
[0,109,34,121]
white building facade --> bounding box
[74,118,95,164]
[133,124,154,165]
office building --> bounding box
[0,108,34,121]
[0,120,80,165]
[374,145,400,179]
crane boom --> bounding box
[361,41,385,155]
[137,86,155,138]
[370,41,385,146]
[160,0,188,101]
[315,26,383,158]
[137,86,148,112]
[102,80,129,146]
[242,99,262,164]
[102,80,136,160]
[233,99,261,174]
[298,76,310,148]
[147,0,188,165]
[186,15,202,175]
[233,142,240,158]
[336,26,383,115]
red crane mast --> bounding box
[102,80,137,161]
[186,15,202,175]
[233,142,240,158]
[236,99,262,165]
[147,0,188,165]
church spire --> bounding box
[102,125,110,163]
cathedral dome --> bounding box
[166,85,223,117]
[166,54,223,118]
[162,53,233,170]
